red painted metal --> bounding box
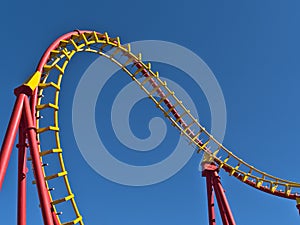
[206,174,216,225]
[30,89,38,126]
[36,30,94,73]
[17,119,27,225]
[212,171,235,225]
[23,97,54,225]
[203,163,236,225]
[213,177,230,225]
[0,93,26,189]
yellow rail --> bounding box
[27,31,300,224]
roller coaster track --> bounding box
[1,30,300,224]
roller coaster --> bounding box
[0,30,299,225]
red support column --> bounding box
[213,177,229,225]
[206,174,216,225]
[0,93,26,189]
[212,171,236,225]
[17,119,28,225]
[23,97,54,225]
[202,163,236,225]
[30,88,38,126]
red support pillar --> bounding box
[206,174,216,225]
[0,93,26,189]
[212,171,235,225]
[17,119,28,225]
[30,88,38,126]
[213,177,229,225]
[23,97,54,225]
[202,163,236,225]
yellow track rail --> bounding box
[29,31,300,224]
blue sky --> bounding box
[0,0,300,224]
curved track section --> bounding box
[29,30,300,224]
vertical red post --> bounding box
[23,97,54,225]
[0,93,26,189]
[17,118,27,225]
[30,88,38,126]
[206,175,216,225]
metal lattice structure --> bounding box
[0,30,299,225]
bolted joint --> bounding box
[16,143,29,148]
[14,71,41,96]
[27,126,37,131]
[202,163,218,177]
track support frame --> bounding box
[0,85,59,225]
[202,163,236,225]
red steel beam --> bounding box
[0,93,26,189]
[206,174,216,225]
[23,97,54,225]
[212,171,236,225]
[17,118,27,225]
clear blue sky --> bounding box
[0,0,300,224]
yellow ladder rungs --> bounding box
[230,162,242,176]
[62,216,83,225]
[242,174,249,182]
[62,48,72,60]
[28,148,62,160]
[285,185,291,196]
[149,82,166,95]
[70,39,79,51]
[110,47,122,58]
[37,126,60,134]
[43,65,53,72]
[51,194,74,205]
[175,110,189,123]
[93,31,99,42]
[157,91,174,105]
[104,32,110,43]
[133,67,145,77]
[256,180,263,188]
[146,62,151,70]
[59,40,69,48]
[60,40,69,44]
[38,82,60,90]
[51,50,60,54]
[218,155,231,169]
[164,101,181,117]
[271,183,278,193]
[123,57,135,67]
[36,103,59,111]
[141,76,153,86]
[40,148,62,156]
[183,120,196,133]
[189,129,203,144]
[50,50,60,58]
[32,171,67,184]
[81,33,90,45]
[54,64,65,74]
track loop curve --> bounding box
[29,30,300,224]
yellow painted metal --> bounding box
[33,31,300,224]
[52,194,74,205]
[23,71,41,91]
[32,171,67,184]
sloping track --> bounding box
[22,30,300,224]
